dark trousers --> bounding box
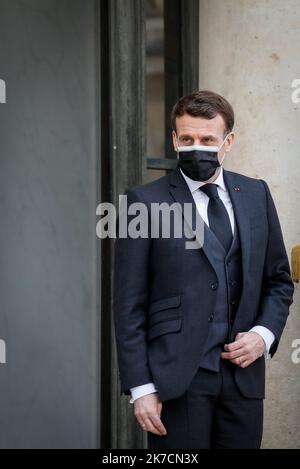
[147,359,263,449]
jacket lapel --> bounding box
[223,169,251,286]
[168,167,251,285]
[168,167,220,274]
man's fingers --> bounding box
[224,331,250,352]
[224,338,245,352]
[150,413,167,435]
[229,355,247,366]
[229,355,255,367]
[221,348,245,360]
[239,359,250,368]
[135,403,166,435]
[234,357,254,368]
[133,394,167,436]
[141,417,162,435]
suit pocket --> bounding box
[148,295,181,315]
[147,318,182,341]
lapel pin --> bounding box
[233,187,240,192]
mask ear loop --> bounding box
[218,132,230,165]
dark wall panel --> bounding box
[0,0,101,448]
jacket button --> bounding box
[211,282,218,290]
[231,299,236,305]
[230,280,237,286]
[208,314,214,322]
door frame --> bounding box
[100,0,199,449]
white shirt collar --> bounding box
[179,166,227,194]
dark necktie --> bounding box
[199,183,233,252]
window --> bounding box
[145,0,199,182]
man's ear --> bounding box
[225,131,235,152]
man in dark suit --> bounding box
[113,90,294,448]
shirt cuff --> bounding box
[249,325,275,359]
[129,383,158,404]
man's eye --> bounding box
[178,136,193,146]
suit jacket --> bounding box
[113,167,294,402]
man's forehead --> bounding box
[176,114,225,135]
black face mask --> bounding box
[176,138,227,182]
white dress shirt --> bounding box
[129,166,275,403]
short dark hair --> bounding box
[171,90,234,136]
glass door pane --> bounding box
[145,0,166,182]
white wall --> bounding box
[199,0,300,448]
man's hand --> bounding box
[134,393,167,436]
[221,331,266,368]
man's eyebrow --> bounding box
[201,134,218,140]
[178,133,194,138]
[177,133,218,140]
